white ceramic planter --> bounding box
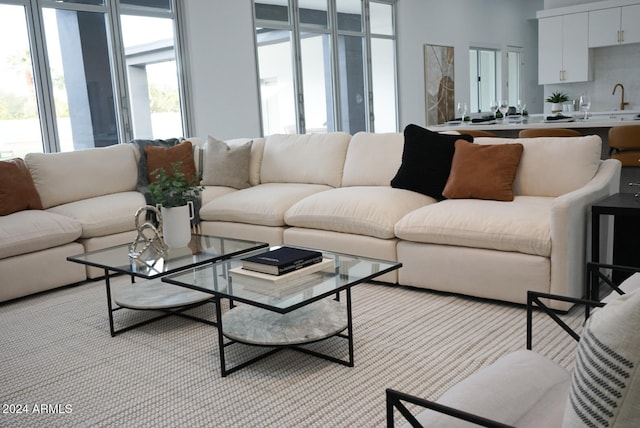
[159,201,194,248]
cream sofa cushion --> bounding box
[341,132,403,186]
[395,196,553,257]
[260,133,350,187]
[199,183,331,227]
[25,144,138,209]
[475,136,602,197]
[47,191,145,238]
[0,210,82,259]
[285,187,435,239]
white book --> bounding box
[229,258,334,296]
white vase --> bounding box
[159,201,194,248]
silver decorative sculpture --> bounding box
[128,205,167,259]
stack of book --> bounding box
[230,246,332,297]
[240,246,323,275]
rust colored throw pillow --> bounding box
[145,141,197,184]
[443,140,524,201]
[0,158,43,215]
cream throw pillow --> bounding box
[201,136,252,189]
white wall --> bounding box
[181,0,544,136]
[181,0,261,140]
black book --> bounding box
[241,246,323,276]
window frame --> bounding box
[0,0,189,153]
[252,0,397,135]
[469,46,498,114]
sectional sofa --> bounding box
[0,127,621,309]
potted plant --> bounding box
[148,161,203,248]
[545,91,569,113]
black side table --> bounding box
[590,193,640,300]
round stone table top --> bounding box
[112,278,214,310]
[221,298,347,346]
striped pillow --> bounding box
[563,289,640,427]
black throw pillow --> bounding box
[390,124,473,200]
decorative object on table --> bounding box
[132,138,203,231]
[128,205,167,260]
[545,91,569,113]
[579,94,591,120]
[498,100,509,121]
[147,161,203,248]
[543,114,575,123]
[424,44,454,126]
[241,246,323,275]
[456,102,467,122]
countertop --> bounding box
[429,111,640,132]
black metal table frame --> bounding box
[102,270,219,337]
[163,257,401,377]
[590,193,640,308]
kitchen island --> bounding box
[431,110,639,132]
[430,111,640,192]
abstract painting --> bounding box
[424,44,454,126]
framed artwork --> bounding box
[424,44,455,126]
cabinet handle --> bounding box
[620,30,624,43]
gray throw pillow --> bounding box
[201,136,252,189]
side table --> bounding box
[590,193,640,302]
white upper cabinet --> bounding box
[538,13,591,84]
[589,4,640,47]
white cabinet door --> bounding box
[539,13,590,84]
[590,4,640,47]
[621,4,640,45]
[563,12,590,82]
[539,16,564,84]
[589,7,620,48]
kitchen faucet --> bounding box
[612,83,630,110]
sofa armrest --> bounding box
[385,389,514,428]
[549,159,621,303]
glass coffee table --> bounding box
[67,234,268,336]
[162,247,401,376]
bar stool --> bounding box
[609,125,640,167]
[518,128,582,138]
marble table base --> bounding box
[221,299,347,346]
[113,278,214,310]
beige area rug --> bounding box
[0,275,584,427]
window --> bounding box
[0,4,42,158]
[120,12,183,139]
[469,47,497,113]
[507,47,523,107]
[253,0,397,135]
[0,0,187,155]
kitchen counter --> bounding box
[429,111,640,133]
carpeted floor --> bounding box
[0,276,584,427]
